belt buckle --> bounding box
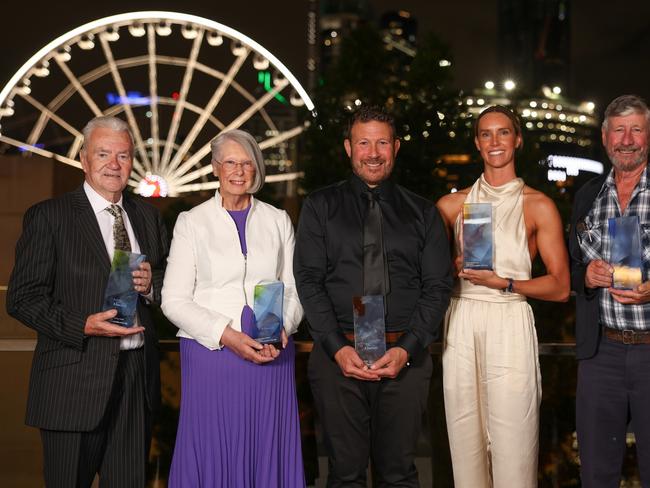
[622,329,635,345]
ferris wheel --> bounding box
[0,11,314,197]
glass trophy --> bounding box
[352,295,386,366]
[462,203,494,270]
[102,250,147,327]
[609,216,643,289]
[253,281,284,345]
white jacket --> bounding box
[161,191,303,350]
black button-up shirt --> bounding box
[294,174,453,358]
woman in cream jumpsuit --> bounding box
[436,105,570,488]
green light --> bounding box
[257,71,287,105]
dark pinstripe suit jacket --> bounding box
[6,185,169,431]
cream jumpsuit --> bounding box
[443,175,541,488]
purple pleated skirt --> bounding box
[168,337,305,487]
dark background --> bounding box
[1,0,649,109]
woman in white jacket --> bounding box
[162,129,305,488]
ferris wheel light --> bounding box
[290,90,305,107]
[155,21,172,36]
[33,61,50,77]
[272,70,286,87]
[253,53,270,70]
[16,85,31,96]
[104,26,120,42]
[181,24,198,39]
[128,23,146,37]
[77,34,95,50]
[206,31,223,46]
[231,40,247,56]
[55,46,71,62]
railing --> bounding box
[0,338,578,354]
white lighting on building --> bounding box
[439,59,451,67]
[484,81,495,90]
[548,169,567,181]
[553,86,562,95]
[504,79,516,91]
[548,155,604,175]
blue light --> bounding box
[18,143,44,152]
[106,91,153,106]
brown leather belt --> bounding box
[344,331,405,344]
[603,327,650,345]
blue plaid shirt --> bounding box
[577,165,650,331]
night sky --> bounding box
[1,0,649,113]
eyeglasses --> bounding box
[216,159,255,172]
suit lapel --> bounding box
[123,195,148,256]
[71,186,111,272]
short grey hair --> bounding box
[602,94,650,131]
[210,129,266,194]
[81,116,134,151]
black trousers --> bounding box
[576,334,650,488]
[308,342,432,488]
[40,348,150,488]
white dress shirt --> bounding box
[84,182,145,349]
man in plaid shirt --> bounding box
[570,94,650,487]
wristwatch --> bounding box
[503,278,514,293]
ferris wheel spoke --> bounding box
[172,171,304,195]
[222,78,289,132]
[170,78,289,184]
[147,25,161,172]
[0,134,81,168]
[67,136,83,160]
[55,58,103,117]
[99,33,152,172]
[258,124,307,150]
[160,30,204,170]
[167,49,250,173]
[20,93,83,143]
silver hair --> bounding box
[81,116,134,151]
[602,94,650,131]
[210,129,266,194]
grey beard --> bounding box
[608,147,649,172]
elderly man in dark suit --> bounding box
[570,95,650,487]
[7,115,168,487]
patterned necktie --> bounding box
[105,204,132,252]
[363,190,390,295]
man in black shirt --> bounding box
[294,106,453,486]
